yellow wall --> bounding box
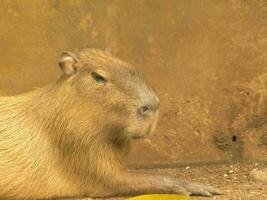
[1,0,267,165]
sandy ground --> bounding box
[66,163,266,200]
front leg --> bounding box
[92,172,222,198]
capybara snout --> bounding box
[137,88,160,117]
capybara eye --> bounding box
[91,72,107,83]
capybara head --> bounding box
[58,49,159,141]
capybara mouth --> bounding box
[131,134,144,139]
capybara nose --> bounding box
[138,96,159,116]
[139,105,152,116]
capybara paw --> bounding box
[183,182,222,196]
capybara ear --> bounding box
[59,51,80,75]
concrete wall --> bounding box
[1,0,267,166]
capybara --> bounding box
[0,49,221,199]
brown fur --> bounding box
[0,49,220,199]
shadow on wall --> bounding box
[1,0,267,166]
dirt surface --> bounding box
[65,163,266,200]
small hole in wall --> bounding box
[232,135,237,142]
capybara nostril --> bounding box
[139,98,159,116]
[139,105,151,116]
[138,92,160,116]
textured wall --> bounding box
[1,0,267,166]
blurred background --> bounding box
[1,0,267,167]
